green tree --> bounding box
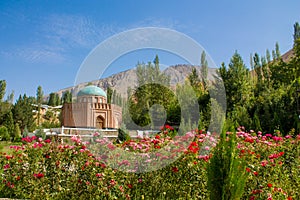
[293,22,300,44]
[14,123,21,141]
[36,86,43,126]
[13,94,35,132]
[275,42,281,60]
[201,51,208,89]
[3,110,14,140]
[207,128,248,200]
[55,93,60,106]
[128,57,176,128]
[48,93,60,106]
[272,49,276,61]
[107,86,113,104]
[153,54,159,69]
[0,80,6,102]
[219,51,251,113]
[6,90,14,104]
[188,67,201,92]
[62,90,72,103]
[0,126,10,141]
[266,49,271,63]
[253,53,262,85]
[48,93,56,106]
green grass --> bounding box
[0,141,22,154]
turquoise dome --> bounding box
[77,85,107,97]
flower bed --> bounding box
[0,127,299,199]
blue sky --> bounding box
[0,0,300,100]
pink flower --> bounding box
[272,136,283,142]
[261,160,268,167]
[107,143,116,150]
[265,134,272,137]
[172,167,179,173]
[4,164,10,170]
[80,149,85,153]
[198,155,210,162]
[71,135,81,143]
[93,132,100,137]
[44,139,51,143]
[33,142,43,148]
[110,179,116,186]
[22,136,32,143]
[33,173,44,178]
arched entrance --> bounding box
[96,116,105,129]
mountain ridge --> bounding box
[54,65,218,99]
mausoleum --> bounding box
[62,85,122,129]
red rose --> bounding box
[172,167,179,173]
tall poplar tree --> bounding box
[0,80,6,102]
[36,86,43,126]
[200,51,208,89]
[293,22,300,44]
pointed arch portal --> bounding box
[96,115,105,129]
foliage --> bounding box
[128,58,178,129]
[218,38,299,134]
[12,95,36,132]
[0,80,6,102]
[201,51,208,89]
[35,128,46,140]
[0,126,10,141]
[0,129,298,199]
[207,128,248,200]
[117,127,130,142]
[22,126,29,138]
[48,93,61,106]
[2,111,14,140]
[13,123,21,142]
[294,22,300,44]
[36,86,43,126]
[62,90,72,103]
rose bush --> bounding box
[0,126,299,199]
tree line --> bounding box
[123,22,300,135]
[0,83,73,141]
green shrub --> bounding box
[35,128,46,139]
[0,126,10,141]
[207,128,248,200]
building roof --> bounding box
[77,85,107,97]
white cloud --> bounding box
[41,14,119,50]
[1,45,65,63]
[1,14,187,64]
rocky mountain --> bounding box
[55,65,218,99]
